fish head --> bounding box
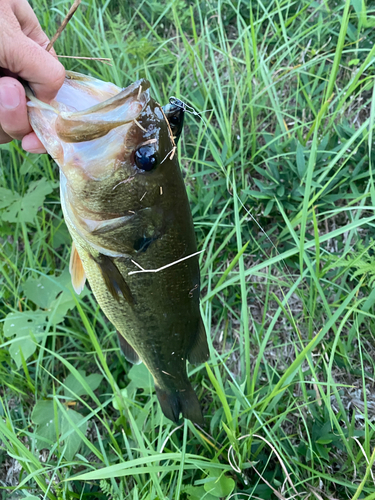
[27,74,180,218]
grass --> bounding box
[1,0,375,498]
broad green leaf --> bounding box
[64,370,103,398]
[23,275,64,310]
[315,443,330,460]
[31,400,55,425]
[48,268,83,324]
[3,311,46,368]
[32,400,87,460]
[316,438,333,445]
[204,474,235,497]
[0,187,20,209]
[183,485,217,500]
[48,290,77,325]
[350,0,363,15]
[127,362,153,391]
[23,268,85,325]
[264,199,274,216]
[31,400,53,428]
[61,408,87,461]
[31,400,58,449]
[1,178,57,223]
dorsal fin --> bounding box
[69,242,86,294]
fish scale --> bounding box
[26,71,209,424]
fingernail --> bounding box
[0,85,21,110]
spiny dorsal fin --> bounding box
[187,316,209,365]
[95,253,134,305]
[69,241,86,295]
[117,331,141,364]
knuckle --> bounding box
[2,38,28,75]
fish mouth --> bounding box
[26,77,151,145]
[27,77,151,181]
[55,79,151,144]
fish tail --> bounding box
[155,384,204,425]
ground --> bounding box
[1,0,375,499]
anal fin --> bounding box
[117,331,141,364]
[187,316,209,365]
[69,241,86,294]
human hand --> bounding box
[0,0,65,153]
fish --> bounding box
[26,71,209,424]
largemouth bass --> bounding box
[26,71,209,424]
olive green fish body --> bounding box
[27,72,208,424]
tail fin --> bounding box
[155,384,204,425]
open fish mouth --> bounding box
[26,72,151,181]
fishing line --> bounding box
[167,99,280,259]
[169,96,319,338]
[229,179,322,336]
[171,96,305,303]
[169,96,213,120]
[129,250,204,276]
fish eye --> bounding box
[134,146,157,171]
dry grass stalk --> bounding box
[57,55,112,66]
[46,0,82,52]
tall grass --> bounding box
[1,0,375,498]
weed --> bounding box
[1,0,375,499]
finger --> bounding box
[0,76,32,140]
[12,0,60,60]
[0,15,65,103]
[5,37,65,103]
[12,0,50,44]
[22,132,46,154]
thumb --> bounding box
[0,0,66,102]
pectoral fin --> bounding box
[69,242,86,294]
[187,317,209,365]
[95,254,134,305]
[117,331,141,364]
[88,214,134,235]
